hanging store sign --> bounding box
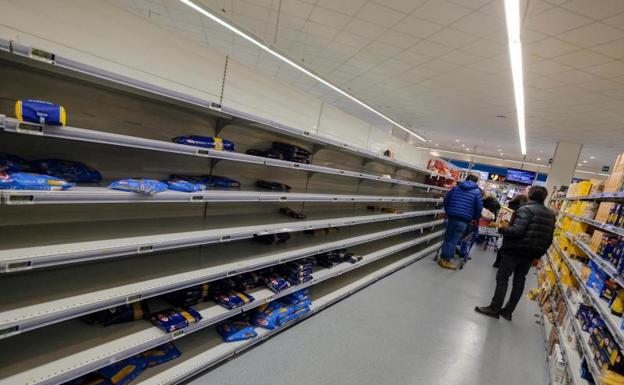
[488,173,506,183]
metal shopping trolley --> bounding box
[478,218,500,252]
[434,222,477,270]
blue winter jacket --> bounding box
[443,180,484,222]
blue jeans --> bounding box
[441,219,470,261]
[459,225,479,257]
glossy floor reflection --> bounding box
[189,246,547,385]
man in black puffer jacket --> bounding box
[475,185,555,321]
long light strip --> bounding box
[179,0,427,142]
[504,0,527,155]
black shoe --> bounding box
[475,306,500,319]
[500,309,512,321]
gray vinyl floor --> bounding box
[188,246,548,385]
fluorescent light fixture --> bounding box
[504,0,527,155]
[179,0,427,142]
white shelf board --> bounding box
[0,45,433,178]
[0,238,441,385]
[561,212,624,238]
[555,192,624,202]
[130,243,439,385]
[0,208,443,273]
[0,115,446,192]
[0,220,443,336]
[0,186,443,205]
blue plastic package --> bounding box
[282,289,309,304]
[214,290,254,310]
[172,136,235,151]
[15,99,66,125]
[109,179,168,195]
[97,356,147,385]
[142,342,182,367]
[32,159,102,183]
[166,179,205,192]
[252,302,293,330]
[0,154,29,172]
[263,274,291,293]
[217,321,258,342]
[151,307,202,333]
[169,174,240,189]
[277,305,310,326]
[0,171,74,190]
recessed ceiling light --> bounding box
[179,0,428,143]
[435,144,439,147]
[461,144,465,147]
[583,160,588,163]
[500,153,504,156]
[536,158,541,161]
[455,139,460,142]
[578,163,582,166]
[590,156,595,159]
[504,0,527,155]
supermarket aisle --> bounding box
[189,247,547,385]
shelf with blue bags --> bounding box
[0,116,446,193]
[0,208,443,273]
[560,211,624,238]
[0,43,433,178]
[0,220,443,336]
[0,235,441,385]
[130,244,438,385]
[0,186,444,205]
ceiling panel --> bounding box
[112,0,624,174]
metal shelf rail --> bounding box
[0,240,441,385]
[0,209,443,273]
[130,244,439,385]
[553,192,624,202]
[0,186,443,205]
[560,212,624,238]
[551,244,624,353]
[0,116,446,192]
[0,221,443,336]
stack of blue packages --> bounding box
[109,179,168,195]
[172,136,235,151]
[141,342,182,367]
[217,320,258,342]
[280,260,314,286]
[0,171,74,190]
[31,159,102,183]
[251,301,294,330]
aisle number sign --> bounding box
[488,173,506,182]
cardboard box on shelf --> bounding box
[591,230,606,253]
[605,171,624,193]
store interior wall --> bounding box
[0,0,430,169]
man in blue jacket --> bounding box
[439,174,483,269]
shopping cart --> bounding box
[434,222,477,270]
[478,218,500,252]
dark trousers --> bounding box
[490,253,533,313]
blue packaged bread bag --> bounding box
[252,301,293,330]
[141,342,182,367]
[0,171,73,190]
[217,321,258,342]
[151,307,202,333]
[109,179,168,195]
[0,154,29,172]
[166,179,205,192]
[172,136,235,151]
[15,99,67,125]
[32,159,102,183]
[97,356,147,385]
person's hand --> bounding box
[498,220,510,228]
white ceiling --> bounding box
[115,0,624,175]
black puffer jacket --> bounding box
[499,201,555,259]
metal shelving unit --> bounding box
[560,211,624,238]
[0,115,446,193]
[113,245,439,385]
[0,222,443,336]
[0,186,442,205]
[0,241,441,385]
[554,192,624,202]
[0,209,442,273]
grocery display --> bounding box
[0,46,444,385]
